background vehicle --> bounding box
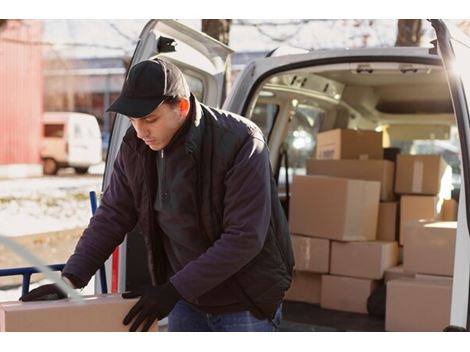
[100,20,470,331]
[41,112,102,175]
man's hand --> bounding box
[19,273,84,302]
[19,284,67,302]
[122,281,181,332]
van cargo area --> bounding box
[240,60,460,332]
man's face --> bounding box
[129,99,188,151]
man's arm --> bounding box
[62,146,139,287]
[170,134,271,302]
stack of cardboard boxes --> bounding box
[285,128,458,330]
[384,154,457,331]
[287,128,399,314]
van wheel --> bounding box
[74,167,89,175]
[43,158,59,175]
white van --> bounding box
[102,20,470,331]
[41,112,102,175]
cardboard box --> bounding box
[291,234,330,273]
[320,275,378,314]
[284,271,322,304]
[385,277,452,331]
[315,128,383,160]
[0,294,158,332]
[399,195,440,245]
[330,241,399,280]
[289,175,380,241]
[384,265,415,283]
[403,221,456,276]
[377,202,398,241]
[306,159,395,201]
[440,198,458,221]
[395,155,452,196]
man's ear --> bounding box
[179,98,190,116]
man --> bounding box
[20,58,294,332]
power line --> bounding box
[0,36,127,51]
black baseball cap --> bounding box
[106,58,190,118]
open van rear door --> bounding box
[432,19,470,329]
[100,20,233,295]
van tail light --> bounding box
[66,141,69,154]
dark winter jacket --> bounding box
[63,95,294,319]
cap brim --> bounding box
[106,95,165,118]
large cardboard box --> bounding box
[399,195,440,245]
[291,234,329,273]
[385,277,452,331]
[395,155,452,196]
[306,159,395,201]
[320,275,378,314]
[0,294,158,332]
[284,271,322,304]
[330,241,399,280]
[403,221,456,276]
[377,202,398,241]
[384,265,415,283]
[315,129,383,160]
[289,175,380,241]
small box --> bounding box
[320,275,378,314]
[284,272,322,304]
[403,221,456,276]
[0,294,158,332]
[330,241,399,280]
[385,277,452,332]
[377,202,398,242]
[291,234,330,273]
[289,175,380,241]
[307,159,395,201]
[395,155,452,196]
[315,129,383,160]
[399,195,440,245]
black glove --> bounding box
[19,273,85,302]
[122,281,181,332]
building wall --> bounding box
[0,20,43,175]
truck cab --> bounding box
[101,20,470,331]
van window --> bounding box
[279,104,323,184]
[74,124,83,139]
[250,102,279,140]
[183,73,204,102]
[44,124,64,138]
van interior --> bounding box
[244,60,460,331]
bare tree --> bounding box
[395,19,422,46]
[201,19,232,101]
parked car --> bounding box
[101,20,470,331]
[41,112,102,175]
